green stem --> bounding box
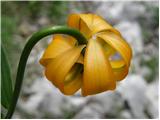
[5,26,87,119]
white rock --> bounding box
[115,21,143,55]
[122,3,146,20]
[146,80,159,118]
[38,92,69,118]
[140,66,152,79]
[74,91,124,119]
[96,2,124,23]
[120,110,132,119]
[65,96,88,108]
[89,91,124,116]
[74,105,101,119]
[19,21,38,36]
[17,78,90,118]
[38,16,50,26]
[17,78,65,118]
[96,2,146,23]
[117,75,148,118]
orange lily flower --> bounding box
[40,14,132,96]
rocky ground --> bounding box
[2,1,159,119]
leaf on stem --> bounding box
[1,44,13,110]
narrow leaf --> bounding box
[1,44,13,109]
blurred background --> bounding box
[2,1,159,119]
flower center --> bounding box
[92,34,97,40]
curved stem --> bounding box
[5,26,87,119]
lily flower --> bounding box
[40,14,132,96]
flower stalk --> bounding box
[5,26,87,119]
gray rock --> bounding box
[115,21,143,55]
[146,80,159,118]
[140,66,152,79]
[96,2,146,23]
[74,105,102,119]
[19,21,38,36]
[89,91,124,118]
[17,78,65,118]
[122,3,146,21]
[96,2,124,23]
[119,110,132,119]
[65,95,88,109]
[17,78,90,118]
[117,75,148,118]
[37,16,50,26]
[73,91,125,119]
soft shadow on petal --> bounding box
[97,31,132,68]
[85,14,113,34]
[45,45,85,93]
[98,37,129,81]
[63,63,83,95]
[67,14,114,39]
[110,60,129,81]
[77,55,84,64]
[82,38,116,96]
[67,14,92,39]
[40,35,76,66]
[97,37,116,57]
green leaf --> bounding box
[1,44,13,110]
[1,105,7,119]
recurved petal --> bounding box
[67,14,113,38]
[97,37,116,57]
[45,45,85,93]
[97,31,132,68]
[67,14,92,39]
[110,60,129,81]
[40,35,77,66]
[87,14,113,34]
[82,38,116,96]
[64,73,82,95]
[63,63,83,95]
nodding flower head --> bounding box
[40,14,132,96]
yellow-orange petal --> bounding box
[97,31,132,68]
[64,73,82,95]
[97,37,116,57]
[67,14,92,39]
[97,37,129,81]
[63,63,83,95]
[40,34,77,66]
[110,60,129,81]
[82,38,116,96]
[67,14,113,39]
[45,45,85,93]
[77,54,84,64]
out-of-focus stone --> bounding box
[115,21,143,55]
[74,91,126,119]
[74,105,102,119]
[38,16,50,26]
[119,110,132,119]
[17,78,64,118]
[96,2,124,24]
[96,2,146,24]
[19,21,38,36]
[146,80,159,118]
[140,66,152,79]
[17,78,89,118]
[65,95,88,108]
[117,75,148,118]
[89,91,124,118]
